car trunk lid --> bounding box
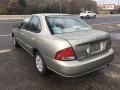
[55,30,111,60]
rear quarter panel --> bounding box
[34,35,71,64]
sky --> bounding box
[94,0,120,5]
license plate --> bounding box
[90,43,100,53]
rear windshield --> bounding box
[45,16,92,34]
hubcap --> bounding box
[36,55,43,72]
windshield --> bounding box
[45,16,92,34]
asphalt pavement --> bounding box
[0,16,120,90]
[84,15,120,25]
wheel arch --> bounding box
[32,48,39,56]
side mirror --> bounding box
[13,23,21,28]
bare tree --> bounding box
[0,0,97,14]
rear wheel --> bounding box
[35,52,47,75]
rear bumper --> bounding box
[49,48,114,77]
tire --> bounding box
[35,52,47,75]
[93,15,96,19]
[80,16,83,19]
[12,36,20,47]
[86,15,89,19]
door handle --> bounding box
[31,37,36,40]
[21,33,24,35]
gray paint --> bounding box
[12,14,114,77]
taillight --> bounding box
[55,47,76,60]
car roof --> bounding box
[33,13,70,17]
[86,11,93,12]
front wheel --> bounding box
[35,52,47,75]
[86,15,90,19]
[93,15,96,19]
[80,16,83,19]
[12,36,20,47]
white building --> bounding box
[98,4,115,10]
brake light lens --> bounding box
[55,47,76,60]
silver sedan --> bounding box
[12,14,114,77]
